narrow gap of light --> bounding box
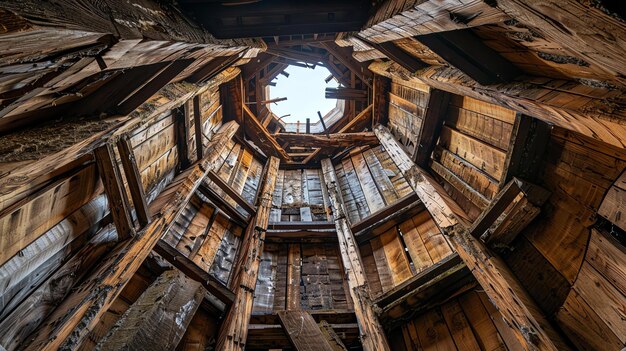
[269,65,339,124]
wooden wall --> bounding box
[430,95,516,220]
[251,242,352,314]
[388,80,430,156]
[269,169,332,222]
[388,289,525,351]
[0,67,236,350]
[334,145,414,224]
[360,211,454,298]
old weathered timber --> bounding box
[242,104,291,162]
[20,121,239,350]
[275,132,378,148]
[95,270,204,351]
[321,158,391,351]
[117,135,151,227]
[278,310,336,351]
[215,156,281,351]
[94,143,135,240]
[374,124,570,351]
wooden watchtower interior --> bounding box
[0,1,625,350]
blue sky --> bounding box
[268,65,339,124]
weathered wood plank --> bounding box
[94,143,135,240]
[277,310,335,351]
[117,135,150,227]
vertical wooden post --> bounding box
[320,158,391,351]
[94,142,135,240]
[193,94,204,160]
[374,124,570,351]
[216,156,281,351]
[413,89,451,166]
[175,103,190,170]
[286,243,302,310]
[371,75,390,127]
[116,135,150,227]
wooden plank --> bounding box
[363,148,399,205]
[439,125,507,181]
[431,160,490,210]
[321,158,391,351]
[286,243,302,310]
[374,124,570,351]
[208,170,256,215]
[415,29,520,85]
[94,270,204,351]
[379,228,412,286]
[275,132,378,147]
[243,103,291,162]
[198,184,249,227]
[458,291,508,351]
[442,299,482,351]
[117,135,150,227]
[351,153,386,213]
[598,169,626,231]
[277,310,335,351]
[154,239,234,305]
[193,95,204,160]
[94,143,135,240]
[215,156,280,351]
[414,89,450,167]
[587,229,626,297]
[175,104,190,170]
[352,192,420,234]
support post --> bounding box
[321,158,391,351]
[374,124,570,351]
[117,135,150,227]
[215,156,281,351]
[94,142,135,240]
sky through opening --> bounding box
[269,65,339,124]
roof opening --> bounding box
[268,65,339,125]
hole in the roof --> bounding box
[268,65,339,125]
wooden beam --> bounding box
[415,29,520,85]
[275,132,378,148]
[414,89,451,167]
[94,143,135,240]
[268,221,336,230]
[153,240,235,305]
[501,113,551,187]
[116,59,195,115]
[193,95,204,160]
[243,103,291,162]
[187,53,244,84]
[286,244,302,310]
[325,87,368,101]
[116,135,150,227]
[197,184,249,228]
[471,178,550,249]
[95,270,204,350]
[175,104,191,170]
[371,75,390,127]
[374,124,570,351]
[378,257,475,330]
[320,42,373,87]
[278,310,336,351]
[21,121,239,350]
[351,192,420,233]
[321,158,391,351]
[216,156,281,351]
[357,36,427,72]
[207,171,256,216]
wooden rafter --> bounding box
[116,135,150,228]
[274,132,377,148]
[242,103,291,162]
